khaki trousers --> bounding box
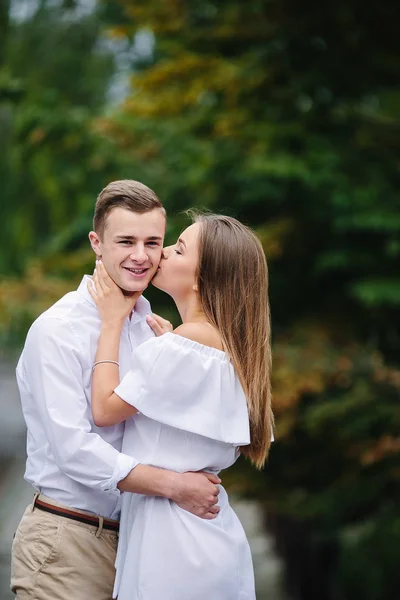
[11,494,119,600]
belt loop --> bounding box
[31,492,40,513]
[96,516,104,538]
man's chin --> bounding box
[119,278,152,295]
[122,284,148,295]
[121,287,145,297]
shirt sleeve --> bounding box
[114,334,251,445]
[21,317,137,494]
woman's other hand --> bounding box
[88,260,142,326]
[146,313,173,337]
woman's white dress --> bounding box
[113,333,255,600]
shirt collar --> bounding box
[77,275,151,322]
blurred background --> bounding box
[0,0,399,598]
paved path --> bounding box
[0,361,33,600]
[0,361,287,600]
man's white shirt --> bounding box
[16,276,154,519]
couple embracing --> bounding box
[11,180,273,600]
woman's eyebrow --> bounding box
[177,238,187,247]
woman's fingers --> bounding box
[87,279,98,300]
[152,313,172,328]
[89,265,105,302]
[146,316,164,336]
[146,313,173,336]
[92,269,102,295]
[97,260,115,289]
[93,262,109,294]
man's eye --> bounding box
[147,242,159,247]
[119,241,131,245]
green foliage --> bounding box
[338,515,400,600]
[0,0,122,274]
[100,0,400,358]
[101,1,400,597]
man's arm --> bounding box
[21,318,220,517]
[119,467,221,519]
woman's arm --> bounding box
[88,261,140,427]
[91,323,138,427]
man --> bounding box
[11,180,220,600]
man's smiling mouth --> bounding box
[123,267,150,277]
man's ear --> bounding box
[88,231,102,258]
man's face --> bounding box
[89,207,166,294]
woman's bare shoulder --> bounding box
[173,323,224,351]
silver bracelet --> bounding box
[92,360,120,372]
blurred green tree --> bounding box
[98,1,400,598]
[0,0,122,275]
[102,0,400,353]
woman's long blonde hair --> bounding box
[192,212,273,468]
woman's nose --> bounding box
[161,246,171,259]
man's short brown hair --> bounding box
[93,180,165,238]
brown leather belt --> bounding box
[34,497,119,532]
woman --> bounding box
[88,213,273,600]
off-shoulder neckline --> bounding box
[162,332,227,359]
